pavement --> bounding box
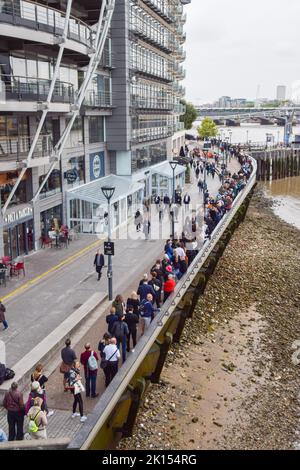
[0,153,241,440]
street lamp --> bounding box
[169,161,178,239]
[101,185,115,301]
[202,149,208,212]
[246,130,249,144]
[229,130,232,144]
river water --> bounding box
[192,122,300,229]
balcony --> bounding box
[174,103,186,114]
[0,134,53,169]
[0,0,94,49]
[131,96,174,111]
[173,121,185,133]
[0,74,74,103]
[142,0,175,24]
[99,50,114,69]
[131,125,173,144]
[131,61,173,83]
[84,91,112,108]
[130,14,174,54]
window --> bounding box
[89,116,105,143]
[39,169,61,199]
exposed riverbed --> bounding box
[265,176,300,230]
[119,187,300,450]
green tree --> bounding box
[180,100,198,130]
[197,118,218,139]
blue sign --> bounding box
[90,152,105,181]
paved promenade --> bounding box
[0,155,240,440]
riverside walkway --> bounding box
[0,156,241,442]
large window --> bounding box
[39,169,61,199]
[89,116,105,143]
[0,170,32,207]
[131,141,167,173]
[65,155,85,188]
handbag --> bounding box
[100,348,118,370]
[59,362,71,374]
[74,380,85,395]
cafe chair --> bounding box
[11,262,25,277]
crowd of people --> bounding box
[0,140,253,443]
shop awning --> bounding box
[66,174,144,205]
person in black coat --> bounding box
[94,250,104,281]
[106,307,118,335]
[125,307,139,352]
[126,292,140,317]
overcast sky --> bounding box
[184,0,300,104]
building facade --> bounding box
[0,0,189,257]
[106,0,189,197]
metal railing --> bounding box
[129,12,175,53]
[131,96,175,111]
[69,157,257,450]
[131,125,173,143]
[0,134,53,160]
[84,91,112,108]
[142,0,176,23]
[0,0,93,48]
[0,74,74,103]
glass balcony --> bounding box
[142,0,175,23]
[131,125,173,144]
[0,134,53,162]
[0,0,93,48]
[84,91,112,108]
[0,74,74,103]
[130,8,174,53]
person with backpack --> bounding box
[0,300,8,330]
[3,382,25,441]
[140,293,158,335]
[27,397,47,440]
[148,271,162,308]
[80,343,99,399]
[60,338,77,391]
[111,314,129,363]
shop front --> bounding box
[40,205,63,237]
[2,204,34,258]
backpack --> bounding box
[87,352,98,371]
[112,321,125,339]
[28,410,40,433]
[5,368,15,381]
[0,363,6,385]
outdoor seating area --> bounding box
[40,224,79,250]
[0,256,26,288]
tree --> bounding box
[180,100,198,130]
[197,118,218,139]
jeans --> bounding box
[2,320,8,329]
[73,393,83,416]
[7,410,24,441]
[117,337,127,363]
[85,374,97,397]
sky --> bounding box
[183,0,300,105]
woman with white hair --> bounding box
[25,381,47,416]
[126,291,140,317]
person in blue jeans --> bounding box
[80,344,99,398]
[111,314,129,363]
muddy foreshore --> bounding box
[119,186,300,450]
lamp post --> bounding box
[202,149,208,212]
[101,185,115,301]
[169,161,178,239]
[246,130,249,144]
[225,136,229,168]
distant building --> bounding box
[277,86,287,101]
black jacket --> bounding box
[125,312,139,331]
[111,320,129,340]
[94,253,104,267]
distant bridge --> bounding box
[196,106,300,125]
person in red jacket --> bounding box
[163,274,176,302]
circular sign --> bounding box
[92,155,101,179]
[65,169,78,184]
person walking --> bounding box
[111,314,129,363]
[68,361,87,422]
[148,271,162,308]
[140,293,158,335]
[134,210,142,232]
[125,306,139,353]
[3,382,25,441]
[94,250,105,281]
[183,194,191,209]
[137,278,156,302]
[126,292,140,317]
[106,306,118,334]
[80,343,99,399]
[163,274,176,303]
[27,397,48,440]
[102,338,120,387]
[0,300,8,330]
[60,338,77,391]
[112,295,126,316]
[30,364,54,417]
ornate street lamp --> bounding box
[169,161,178,239]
